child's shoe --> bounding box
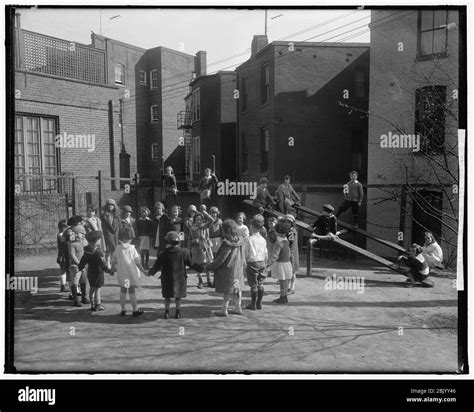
[273,296,287,304]
[73,300,83,307]
[132,309,144,317]
[197,282,203,289]
[213,310,228,317]
[91,304,96,311]
[60,285,70,293]
[256,289,264,310]
[120,310,126,316]
[245,302,256,310]
[175,310,181,319]
[164,310,170,319]
[96,304,105,311]
[228,308,243,315]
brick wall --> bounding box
[366,9,459,260]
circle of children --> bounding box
[55,169,443,319]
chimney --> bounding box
[194,51,207,77]
[15,12,21,28]
[251,35,268,57]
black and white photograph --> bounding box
[5,4,467,376]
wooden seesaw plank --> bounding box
[243,200,409,276]
[292,204,407,254]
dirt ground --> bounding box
[11,252,458,373]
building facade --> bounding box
[366,9,460,262]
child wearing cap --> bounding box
[78,230,111,311]
[336,170,364,227]
[136,207,153,269]
[56,220,70,293]
[403,244,434,288]
[312,204,338,239]
[275,175,300,214]
[101,199,121,267]
[266,220,293,304]
[110,227,148,317]
[244,214,268,310]
[148,231,204,319]
[67,225,89,307]
[121,205,136,240]
[205,219,246,317]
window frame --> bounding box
[14,114,59,193]
[114,63,125,85]
[354,68,367,98]
[150,105,160,123]
[417,10,449,59]
[192,136,201,174]
[192,88,201,122]
[260,127,270,173]
[260,64,270,106]
[150,69,158,90]
[151,143,159,160]
[138,70,147,86]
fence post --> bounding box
[98,170,102,212]
[134,173,139,214]
[306,238,314,277]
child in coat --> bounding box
[56,219,70,293]
[183,205,198,249]
[244,214,268,310]
[188,208,215,288]
[205,219,246,317]
[136,207,153,269]
[78,230,111,311]
[67,225,89,307]
[275,175,300,214]
[266,221,293,304]
[148,231,204,319]
[111,227,148,317]
[266,217,278,278]
[208,207,223,288]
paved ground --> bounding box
[12,252,458,373]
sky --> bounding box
[16,7,371,72]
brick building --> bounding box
[365,9,460,262]
[178,51,237,185]
[236,36,370,186]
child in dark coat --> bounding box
[56,220,70,293]
[148,231,203,319]
[78,230,111,311]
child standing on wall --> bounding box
[275,175,300,214]
[336,170,364,227]
[198,168,218,208]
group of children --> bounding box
[56,197,302,319]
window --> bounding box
[241,77,248,112]
[260,127,269,173]
[114,63,124,85]
[138,70,147,85]
[241,132,248,173]
[192,136,201,174]
[192,88,200,122]
[151,105,159,123]
[151,143,159,160]
[15,115,57,192]
[351,129,364,176]
[415,86,446,154]
[150,69,158,90]
[355,69,367,98]
[261,64,270,105]
[418,10,448,57]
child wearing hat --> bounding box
[121,205,136,239]
[205,219,246,317]
[275,175,300,214]
[101,199,121,267]
[148,231,204,319]
[78,230,111,311]
[244,214,268,310]
[110,227,148,317]
[336,170,364,227]
[56,220,70,293]
[67,225,89,307]
[266,220,293,304]
[136,207,153,269]
[312,204,339,239]
[183,205,198,249]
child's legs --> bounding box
[336,200,350,217]
[175,298,181,310]
[89,286,96,303]
[232,290,242,309]
[120,286,128,310]
[222,293,231,311]
[128,286,138,311]
[164,297,171,310]
[95,287,102,304]
[280,279,288,295]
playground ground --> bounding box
[11,252,458,373]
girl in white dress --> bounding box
[111,226,148,317]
